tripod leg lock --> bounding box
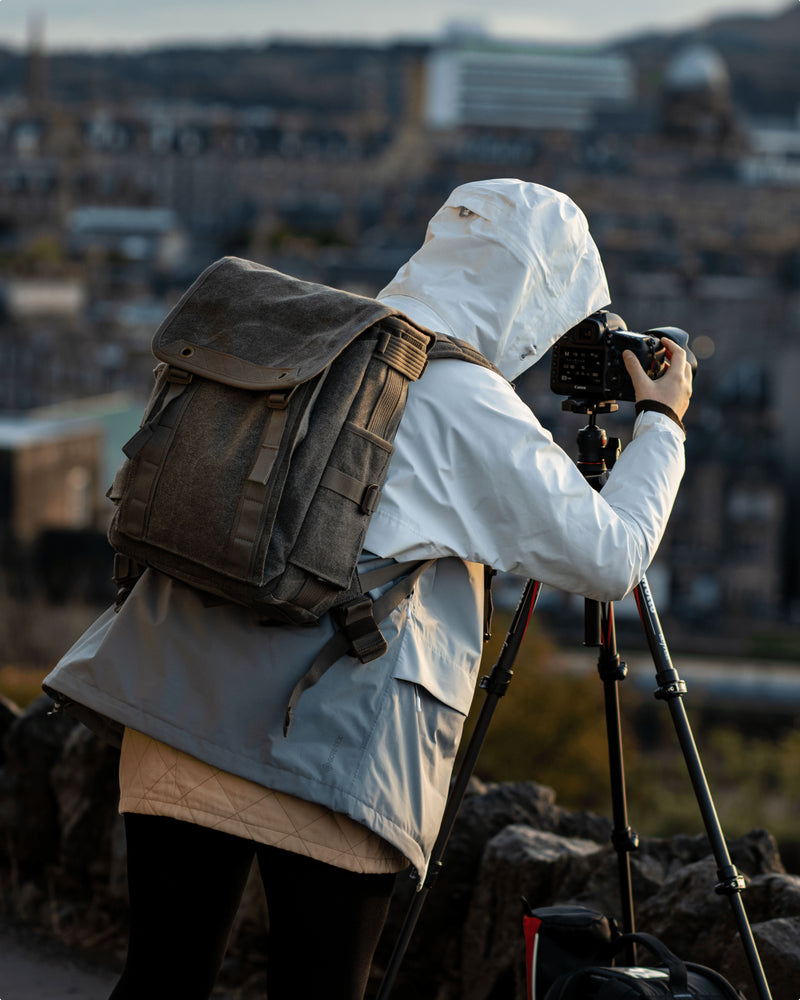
[421,859,443,892]
[654,678,687,701]
[479,671,513,697]
[611,826,640,854]
[598,653,628,682]
[714,865,748,896]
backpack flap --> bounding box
[151,256,400,389]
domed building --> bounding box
[660,42,734,141]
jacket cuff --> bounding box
[634,399,685,434]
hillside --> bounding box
[615,3,800,116]
[0,6,798,118]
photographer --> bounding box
[44,179,691,1000]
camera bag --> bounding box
[106,256,497,728]
[525,905,744,1000]
[541,929,744,1000]
[524,903,622,1000]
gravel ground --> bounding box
[0,921,121,999]
[0,921,260,999]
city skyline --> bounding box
[0,0,794,51]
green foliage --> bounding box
[748,629,800,661]
[0,596,101,707]
[266,224,350,252]
[0,664,48,709]
[14,233,68,274]
[459,614,623,812]
[626,726,800,847]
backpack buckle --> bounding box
[335,595,388,663]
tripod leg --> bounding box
[375,579,542,1000]
[633,575,773,1000]
[589,599,639,964]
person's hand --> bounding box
[623,338,693,421]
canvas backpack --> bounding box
[106,256,498,730]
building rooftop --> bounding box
[0,414,101,448]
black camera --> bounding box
[550,311,694,404]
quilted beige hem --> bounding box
[118,728,408,875]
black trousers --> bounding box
[110,813,397,1000]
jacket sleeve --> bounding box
[364,360,685,603]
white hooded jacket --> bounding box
[43,180,685,877]
[366,178,685,599]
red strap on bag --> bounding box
[523,914,543,1000]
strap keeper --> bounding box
[166,366,193,385]
[334,595,388,663]
[267,390,292,410]
[360,484,381,515]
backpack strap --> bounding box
[484,565,497,642]
[112,553,146,611]
[283,558,435,735]
[283,556,497,735]
[427,332,503,377]
[118,365,194,462]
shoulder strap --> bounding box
[684,963,746,1000]
[427,332,503,378]
[605,933,692,999]
[282,559,435,735]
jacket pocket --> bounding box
[392,657,473,717]
[390,603,478,717]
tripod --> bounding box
[376,402,772,1000]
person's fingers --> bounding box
[660,338,686,371]
[622,350,650,394]
[661,339,693,395]
[624,340,692,418]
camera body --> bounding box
[550,311,689,404]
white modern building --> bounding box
[424,41,635,131]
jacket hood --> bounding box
[377,178,610,381]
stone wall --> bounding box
[2,694,799,999]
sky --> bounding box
[0,0,794,52]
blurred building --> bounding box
[660,42,734,141]
[424,39,635,131]
[0,21,799,626]
[0,415,102,543]
[67,206,188,267]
